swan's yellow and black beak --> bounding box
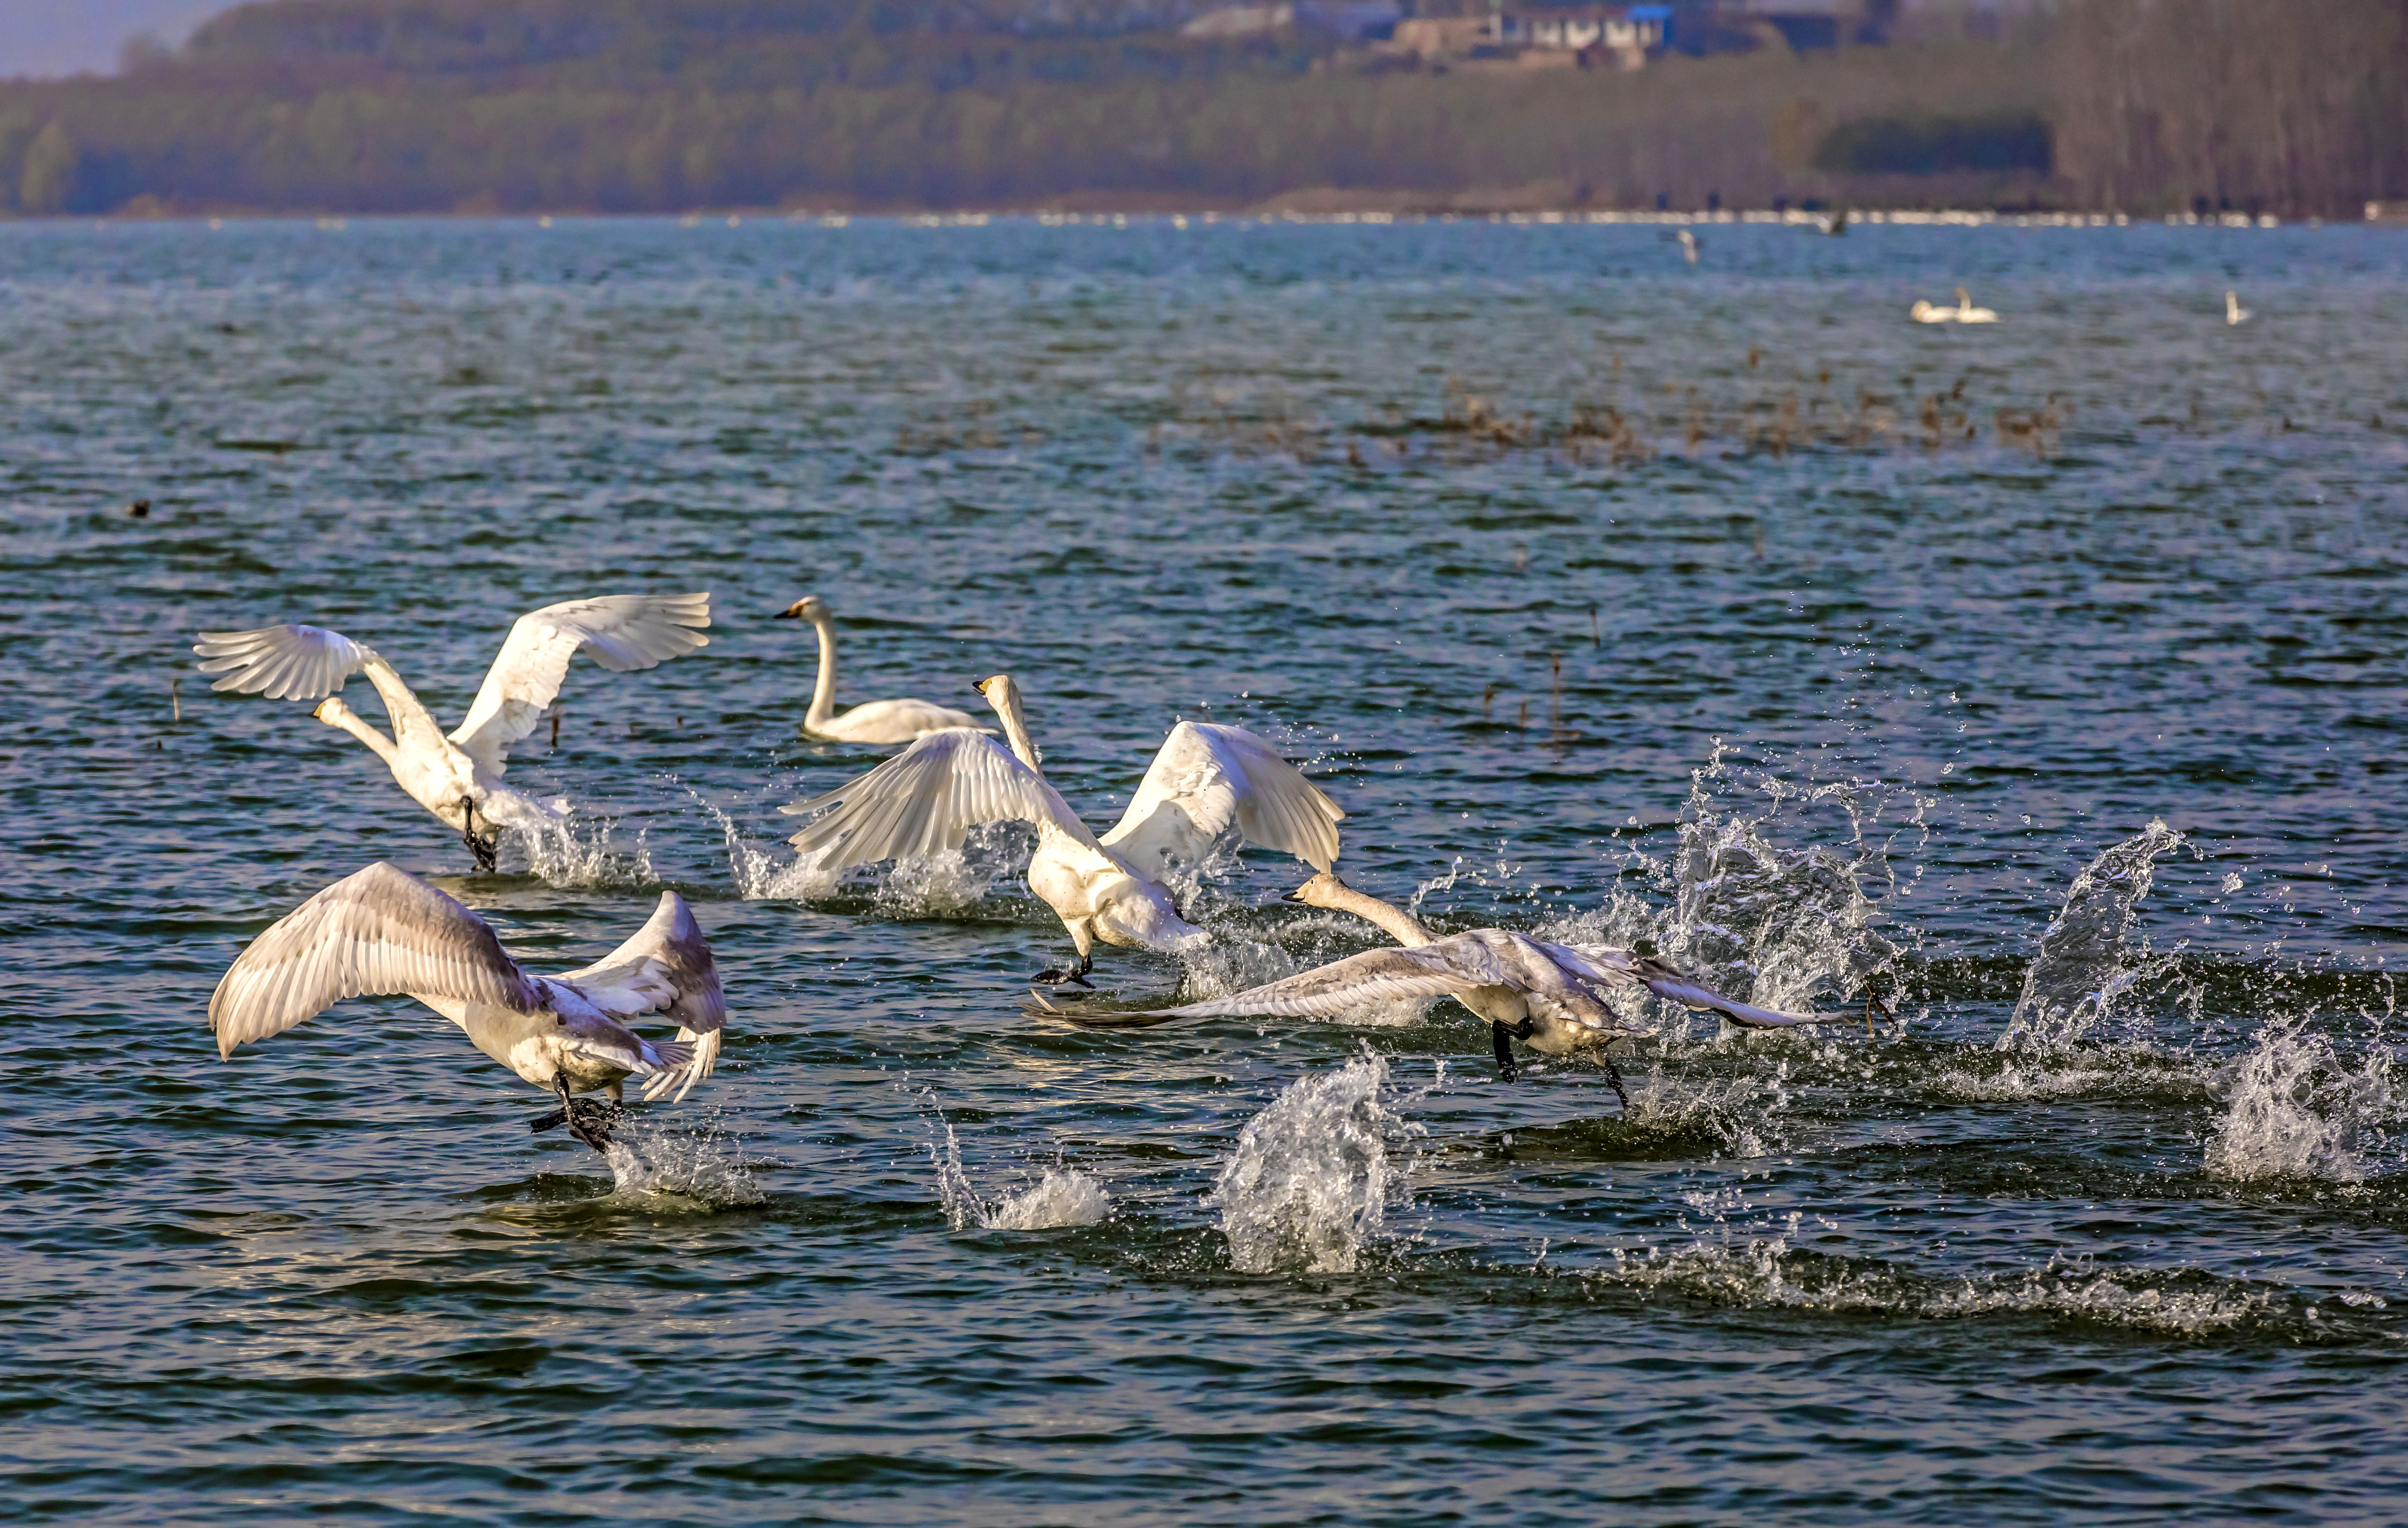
[310,698,335,720]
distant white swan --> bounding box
[210,862,727,1153]
[195,593,710,869]
[773,594,989,744]
[1677,228,1701,264]
[782,674,1343,984]
[2226,289,2252,325]
[1912,286,1998,324]
[1036,870,1824,1098]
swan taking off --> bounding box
[194,593,710,870]
[781,674,1343,985]
[1676,228,1700,264]
[773,594,989,744]
[1038,871,1824,1101]
[1911,286,1999,324]
[210,862,727,1154]
[2226,289,2252,325]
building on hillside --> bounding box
[1385,4,1666,68]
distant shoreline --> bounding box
[0,207,2355,228]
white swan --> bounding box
[2226,289,2252,325]
[1676,227,1701,264]
[1912,286,1997,324]
[773,594,989,744]
[194,593,710,869]
[210,862,727,1154]
[781,673,1343,984]
[1035,870,1824,1100]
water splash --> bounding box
[1206,1051,1424,1275]
[719,790,1016,910]
[2205,1018,2395,1182]
[506,811,658,889]
[1622,1060,1792,1158]
[2003,819,2185,1047]
[601,1115,763,1206]
[929,1123,1112,1231]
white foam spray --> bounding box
[601,1114,764,1206]
[929,1123,1112,1231]
[1207,1051,1424,1275]
[2002,819,2185,1047]
[2205,1018,2395,1182]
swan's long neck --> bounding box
[1323,883,1435,948]
[988,686,1043,772]
[321,704,401,767]
[805,615,839,729]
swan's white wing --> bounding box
[208,862,543,1058]
[1548,943,1826,1029]
[1100,722,1343,882]
[193,624,377,700]
[449,593,712,775]
[781,727,1098,867]
[1042,936,1517,1029]
[557,891,728,1103]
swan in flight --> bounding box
[1036,870,1825,1100]
[2226,289,2252,325]
[781,674,1343,985]
[210,862,727,1155]
[1911,286,1998,324]
[194,593,710,870]
[773,595,989,744]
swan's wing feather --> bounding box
[1551,943,1826,1029]
[556,890,729,1103]
[192,623,376,701]
[781,728,1095,869]
[208,863,544,1058]
[1052,938,1512,1028]
[449,593,712,775]
[1100,722,1343,881]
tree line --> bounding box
[1,0,2400,216]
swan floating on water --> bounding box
[1035,870,1825,1100]
[194,593,710,869]
[210,862,727,1153]
[2226,289,2252,325]
[781,674,1343,985]
[1911,286,1999,324]
[773,595,989,744]
[1676,228,1701,264]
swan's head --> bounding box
[1282,870,1354,907]
[971,674,1017,703]
[774,595,829,622]
[311,696,355,726]
[1909,301,1935,320]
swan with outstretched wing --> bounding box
[194,593,710,869]
[210,862,729,1155]
[782,674,1342,985]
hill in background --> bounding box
[3,0,2403,216]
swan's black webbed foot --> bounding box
[458,796,499,873]
[1032,953,1095,988]
[1599,1048,1631,1113]
[532,1075,621,1152]
[1492,1021,1520,1082]
[1860,977,1899,1036]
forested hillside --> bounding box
[1,0,2401,216]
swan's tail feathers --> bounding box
[638,1028,722,1103]
[1641,976,1827,1029]
[643,1038,698,1072]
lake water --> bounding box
[5,214,2406,1524]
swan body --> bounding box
[1676,228,1700,264]
[1043,871,1822,1092]
[775,595,989,744]
[195,593,710,867]
[2226,289,2251,325]
[210,862,728,1153]
[781,674,1343,981]
[1913,286,1997,324]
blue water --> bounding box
[5,214,2406,1524]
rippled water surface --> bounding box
[6,216,2407,1524]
